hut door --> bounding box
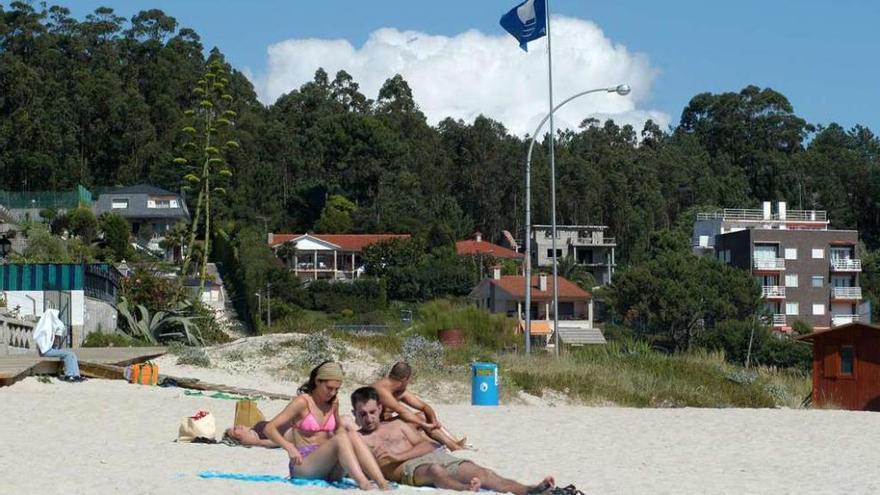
[822,346,837,378]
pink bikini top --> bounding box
[294,395,337,434]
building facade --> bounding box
[530,225,616,284]
[0,263,121,347]
[93,184,190,259]
[697,202,865,331]
[268,233,410,281]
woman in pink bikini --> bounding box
[263,361,389,490]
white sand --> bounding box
[3,372,880,495]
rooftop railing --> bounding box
[697,209,827,222]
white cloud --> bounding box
[253,16,668,136]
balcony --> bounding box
[830,258,861,272]
[831,314,860,327]
[766,314,786,327]
[831,287,862,300]
[753,258,785,271]
[761,286,786,298]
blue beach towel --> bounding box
[199,471,362,489]
[199,470,500,492]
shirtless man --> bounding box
[351,386,555,494]
[371,361,466,451]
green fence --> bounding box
[0,185,92,209]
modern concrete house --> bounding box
[696,202,866,331]
[268,233,410,281]
[93,184,190,259]
[530,225,616,284]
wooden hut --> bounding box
[798,322,880,411]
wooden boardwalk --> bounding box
[0,347,166,386]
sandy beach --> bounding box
[3,358,880,495]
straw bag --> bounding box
[178,410,216,442]
[233,400,265,428]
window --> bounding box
[111,198,128,209]
[840,346,854,375]
[811,276,824,288]
[785,302,799,316]
[812,304,825,316]
[784,248,797,260]
[754,245,778,260]
[812,248,824,259]
[546,249,562,258]
[785,274,798,288]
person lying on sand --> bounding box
[223,420,291,448]
[351,386,554,494]
[371,361,468,451]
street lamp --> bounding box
[255,292,262,324]
[523,84,631,356]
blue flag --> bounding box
[499,0,547,52]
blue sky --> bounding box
[62,0,880,134]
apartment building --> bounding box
[695,202,866,331]
[530,225,616,284]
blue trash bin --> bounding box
[471,362,499,406]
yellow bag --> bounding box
[234,399,264,428]
[128,362,159,385]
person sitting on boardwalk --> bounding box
[262,361,389,490]
[351,386,554,494]
[33,308,84,383]
[371,361,466,451]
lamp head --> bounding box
[613,84,631,96]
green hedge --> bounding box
[304,278,387,314]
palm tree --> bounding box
[557,255,596,290]
[275,241,297,268]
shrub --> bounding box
[696,319,811,371]
[82,331,145,348]
[401,335,444,369]
[304,278,387,314]
[176,347,212,367]
[99,212,131,261]
[226,349,245,362]
[68,206,98,242]
[416,299,518,350]
[300,331,333,366]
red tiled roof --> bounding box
[490,275,591,300]
[270,233,410,252]
[455,240,523,259]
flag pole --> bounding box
[544,0,560,357]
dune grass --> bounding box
[498,341,811,408]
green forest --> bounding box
[2,3,880,357]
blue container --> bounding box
[471,362,499,406]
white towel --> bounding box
[33,308,66,354]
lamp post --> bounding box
[255,292,262,325]
[523,84,631,356]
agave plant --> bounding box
[116,298,202,345]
